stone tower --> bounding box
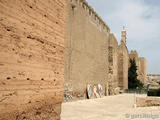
[118,26,129,90]
[121,26,127,44]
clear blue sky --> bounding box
[86,0,160,74]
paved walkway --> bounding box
[61,94,160,120]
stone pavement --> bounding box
[61,94,160,120]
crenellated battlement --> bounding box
[69,0,110,33]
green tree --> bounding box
[128,58,144,89]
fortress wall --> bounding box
[129,51,147,84]
[138,57,147,83]
[129,50,141,80]
[0,0,66,119]
[129,50,139,66]
[140,58,147,77]
[65,0,109,98]
[108,33,119,95]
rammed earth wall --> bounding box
[0,0,66,119]
[65,0,109,99]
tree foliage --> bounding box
[128,58,144,89]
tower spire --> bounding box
[123,26,125,30]
[121,26,127,44]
